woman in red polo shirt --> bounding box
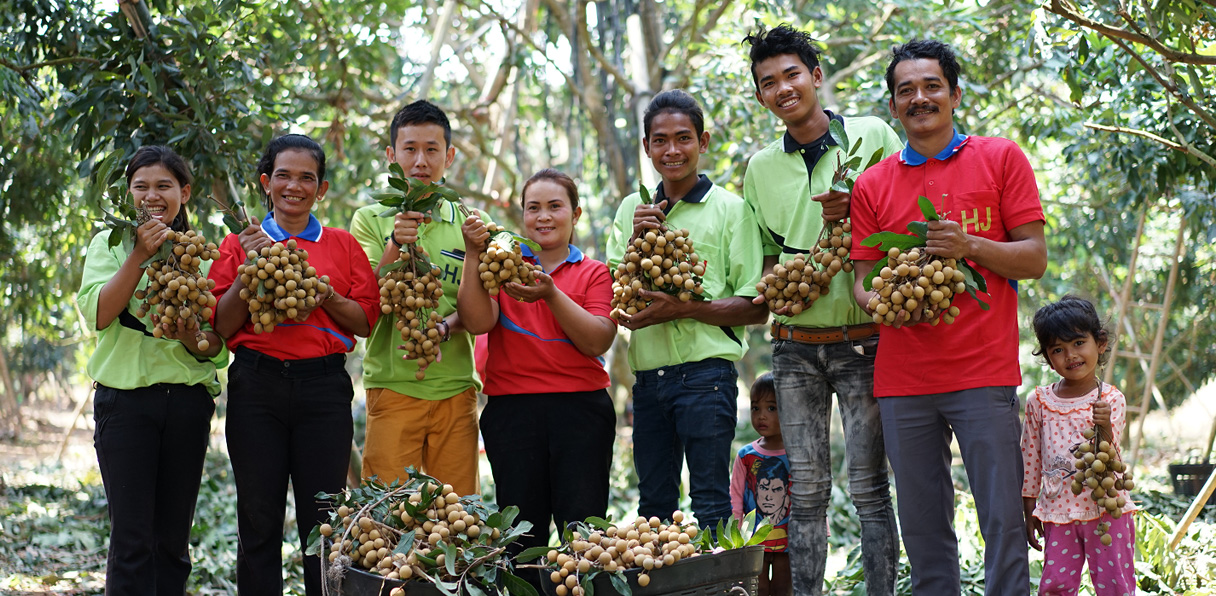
[458,169,617,559]
[209,134,380,596]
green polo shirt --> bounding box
[77,229,225,396]
[350,199,482,400]
[743,115,903,328]
[606,177,764,371]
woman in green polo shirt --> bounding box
[77,145,224,595]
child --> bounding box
[1021,296,1136,595]
[77,145,223,594]
[731,372,792,596]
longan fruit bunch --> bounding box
[1069,425,1134,545]
[865,246,965,326]
[610,228,705,318]
[379,246,445,379]
[477,224,541,295]
[756,221,853,315]
[134,229,220,351]
[320,481,503,586]
[237,239,330,333]
[543,511,702,595]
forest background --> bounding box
[2,0,1216,593]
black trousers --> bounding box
[93,382,214,596]
[225,348,354,596]
[481,389,616,552]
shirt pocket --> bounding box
[948,190,1003,240]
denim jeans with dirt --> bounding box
[771,337,898,596]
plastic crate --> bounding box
[588,545,764,596]
[335,566,441,596]
[1169,462,1216,497]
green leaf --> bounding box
[465,580,488,596]
[863,146,885,170]
[583,516,611,530]
[139,242,173,269]
[502,572,540,596]
[305,524,323,556]
[389,176,410,191]
[108,228,124,249]
[223,213,244,236]
[375,192,404,204]
[608,572,632,596]
[849,135,864,155]
[392,536,415,556]
[860,231,926,252]
[441,541,458,576]
[378,207,399,218]
[377,259,407,276]
[958,259,987,293]
[388,162,405,179]
[828,118,849,151]
[512,234,541,252]
[638,181,652,205]
[862,264,882,292]
[831,180,850,194]
[514,546,553,562]
[496,506,520,529]
[584,574,596,596]
[745,524,774,546]
[918,196,940,221]
[907,221,929,240]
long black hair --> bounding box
[125,145,193,232]
[255,134,326,210]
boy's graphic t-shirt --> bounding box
[730,440,790,552]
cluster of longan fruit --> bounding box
[543,511,701,595]
[1070,426,1134,545]
[866,247,966,326]
[237,239,330,333]
[757,221,852,315]
[610,229,705,318]
[477,224,540,295]
[320,482,502,589]
[134,229,219,350]
[380,246,445,379]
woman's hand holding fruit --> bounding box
[503,273,556,303]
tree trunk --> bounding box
[0,344,22,441]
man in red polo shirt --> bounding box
[850,40,1046,595]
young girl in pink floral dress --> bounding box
[1021,296,1136,595]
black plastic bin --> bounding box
[1169,462,1216,497]
[588,545,764,596]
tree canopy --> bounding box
[1,0,1214,437]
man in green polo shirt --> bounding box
[741,25,902,595]
[606,89,767,532]
[350,100,482,496]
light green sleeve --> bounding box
[743,159,781,257]
[77,229,122,332]
[725,199,765,299]
[349,205,387,270]
[604,193,641,270]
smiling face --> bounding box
[753,53,823,127]
[260,148,328,220]
[522,179,580,251]
[750,392,780,440]
[130,163,190,223]
[888,58,962,142]
[643,111,709,187]
[388,123,455,184]
[1046,331,1108,387]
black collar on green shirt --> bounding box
[654,174,712,214]
[782,110,844,180]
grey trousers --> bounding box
[878,386,1030,596]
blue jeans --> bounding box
[632,358,738,531]
[879,386,1029,596]
[771,337,897,596]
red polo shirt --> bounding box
[209,214,381,360]
[482,245,614,396]
[851,135,1044,397]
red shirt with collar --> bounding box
[851,135,1045,397]
[209,215,381,360]
[482,245,615,396]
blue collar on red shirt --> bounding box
[262,212,323,242]
[899,130,969,166]
[521,244,584,273]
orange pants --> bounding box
[361,386,480,496]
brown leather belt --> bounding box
[770,322,879,345]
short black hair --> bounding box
[256,134,326,210]
[885,39,962,97]
[750,371,775,403]
[742,24,823,89]
[643,90,705,139]
[755,454,789,483]
[1032,295,1112,366]
[390,100,452,149]
[126,145,193,232]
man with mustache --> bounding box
[849,40,1046,595]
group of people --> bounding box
[78,20,1135,596]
